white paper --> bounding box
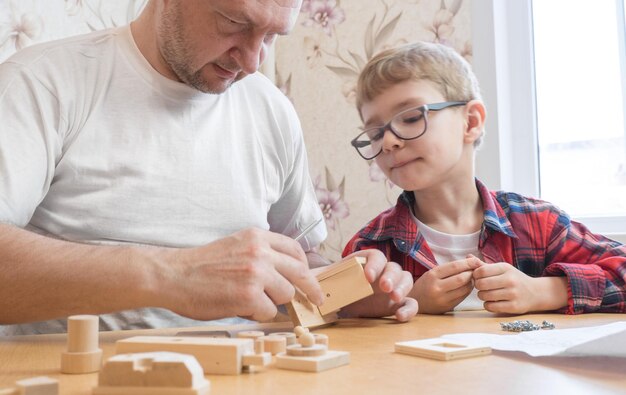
[442,321,626,357]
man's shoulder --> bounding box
[4,27,122,69]
[235,73,289,100]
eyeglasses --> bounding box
[350,101,468,160]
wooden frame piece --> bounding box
[92,352,209,395]
[395,338,492,361]
[115,336,269,375]
[275,350,350,372]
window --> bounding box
[472,0,626,242]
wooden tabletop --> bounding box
[1,312,625,395]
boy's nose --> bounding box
[381,127,404,152]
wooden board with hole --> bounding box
[394,338,491,361]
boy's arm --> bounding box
[542,218,626,314]
[473,262,569,313]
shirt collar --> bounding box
[475,179,517,238]
[362,178,517,245]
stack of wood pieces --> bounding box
[275,326,349,372]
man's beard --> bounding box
[158,6,241,94]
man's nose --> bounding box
[232,35,267,75]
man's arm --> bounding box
[0,223,323,324]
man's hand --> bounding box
[473,262,568,313]
[337,250,418,322]
[157,228,324,322]
[409,256,483,314]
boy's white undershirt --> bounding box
[411,214,485,311]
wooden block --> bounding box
[395,338,492,361]
[293,326,309,337]
[285,344,327,357]
[313,333,329,346]
[260,335,286,355]
[241,352,272,367]
[15,376,58,395]
[298,332,315,347]
[253,338,264,354]
[285,288,338,329]
[275,350,350,372]
[285,257,372,327]
[317,257,373,315]
[270,332,297,346]
[61,315,103,374]
[236,331,265,340]
[175,330,232,338]
[116,336,254,375]
[92,352,209,395]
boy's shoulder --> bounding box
[492,189,565,213]
[352,192,413,239]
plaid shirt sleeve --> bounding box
[542,211,626,314]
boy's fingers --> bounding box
[394,297,418,322]
[436,258,482,279]
[345,249,387,282]
[473,262,506,280]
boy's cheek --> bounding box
[374,158,392,175]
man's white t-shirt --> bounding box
[0,26,326,334]
[412,216,484,311]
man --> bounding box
[0,0,417,335]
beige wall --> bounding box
[276,0,472,260]
[0,0,472,261]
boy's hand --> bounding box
[473,262,569,313]
[410,256,484,314]
[338,250,418,322]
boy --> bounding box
[344,41,626,315]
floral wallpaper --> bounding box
[0,0,472,262]
[0,0,147,62]
[277,0,472,260]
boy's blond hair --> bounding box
[356,41,484,146]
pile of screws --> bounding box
[500,320,555,332]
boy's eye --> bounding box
[398,109,424,125]
[366,128,385,142]
[401,115,423,124]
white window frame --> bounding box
[471,0,626,244]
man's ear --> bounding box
[464,100,486,144]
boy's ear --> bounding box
[463,100,486,144]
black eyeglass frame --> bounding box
[350,101,468,160]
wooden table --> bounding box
[1,312,625,394]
